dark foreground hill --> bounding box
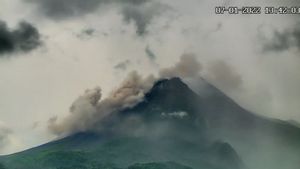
[1,77,300,169]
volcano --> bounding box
[0,77,299,169]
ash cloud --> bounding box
[159,54,243,94]
[48,71,155,136]
[205,60,243,92]
[47,53,247,136]
[159,53,202,79]
[0,20,42,56]
[48,54,203,136]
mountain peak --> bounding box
[136,77,200,114]
[152,77,188,90]
[146,77,195,99]
[144,77,198,105]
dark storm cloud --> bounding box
[27,0,149,20]
[121,2,168,36]
[27,0,107,20]
[145,46,156,60]
[0,20,42,56]
[262,23,300,52]
[27,0,169,36]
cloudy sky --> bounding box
[0,0,299,154]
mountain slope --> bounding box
[1,77,300,169]
[0,135,243,169]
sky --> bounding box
[0,0,299,155]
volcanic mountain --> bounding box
[0,77,299,169]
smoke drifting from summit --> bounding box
[47,53,244,136]
[48,54,204,136]
[48,71,155,136]
[159,53,202,79]
[204,60,243,92]
[48,87,102,135]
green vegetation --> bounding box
[0,163,6,169]
[128,162,192,169]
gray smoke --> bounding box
[0,20,42,56]
[48,53,243,136]
[159,53,203,79]
[48,71,155,136]
[204,60,243,92]
[48,54,203,136]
